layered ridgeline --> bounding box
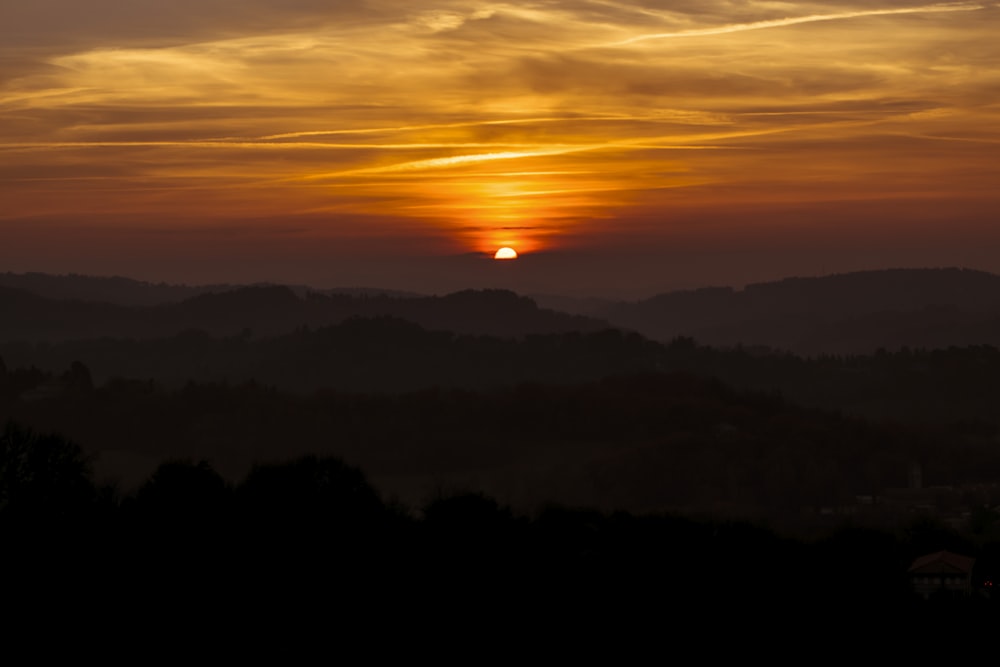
[0,280,609,342]
[4,268,1000,536]
[4,355,1000,537]
[6,267,1000,355]
[0,271,420,306]
[4,267,1000,403]
[538,267,1000,355]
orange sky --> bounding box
[2,1,999,297]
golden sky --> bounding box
[2,1,999,296]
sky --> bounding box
[2,1,999,298]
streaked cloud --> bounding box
[607,3,984,45]
[2,0,998,286]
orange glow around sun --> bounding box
[2,0,999,279]
[494,247,518,260]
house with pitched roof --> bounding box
[907,550,975,600]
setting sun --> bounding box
[2,1,999,293]
[494,247,518,260]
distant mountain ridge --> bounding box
[6,267,1000,354]
[593,267,1000,354]
[0,272,421,306]
[0,272,229,306]
[0,281,610,343]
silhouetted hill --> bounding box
[9,319,1000,431]
[0,283,611,342]
[0,285,141,341]
[10,418,995,623]
[530,293,618,318]
[12,267,1000,354]
[6,361,1000,538]
[376,289,603,338]
[0,317,656,391]
[597,268,1000,354]
[0,272,233,306]
[0,271,422,306]
[320,286,424,299]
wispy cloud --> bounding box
[2,0,998,267]
[607,3,984,46]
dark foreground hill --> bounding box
[4,354,1000,536]
[6,420,997,627]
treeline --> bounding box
[4,359,1000,533]
[2,420,996,616]
[5,322,1000,427]
[599,267,1000,355]
[0,283,609,342]
[9,267,1000,356]
[0,317,659,393]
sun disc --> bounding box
[494,247,518,260]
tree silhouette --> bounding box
[226,454,398,600]
[235,454,389,561]
[132,458,230,523]
[238,455,384,522]
[418,490,530,598]
[0,420,95,523]
[122,458,234,584]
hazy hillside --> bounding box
[596,268,1000,354]
[0,271,422,306]
[6,272,1000,541]
[10,267,1000,354]
[0,283,610,342]
[6,318,1000,430]
[0,318,655,392]
[5,357,1000,539]
[0,272,230,306]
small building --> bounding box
[908,550,975,600]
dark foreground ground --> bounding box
[3,427,998,636]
